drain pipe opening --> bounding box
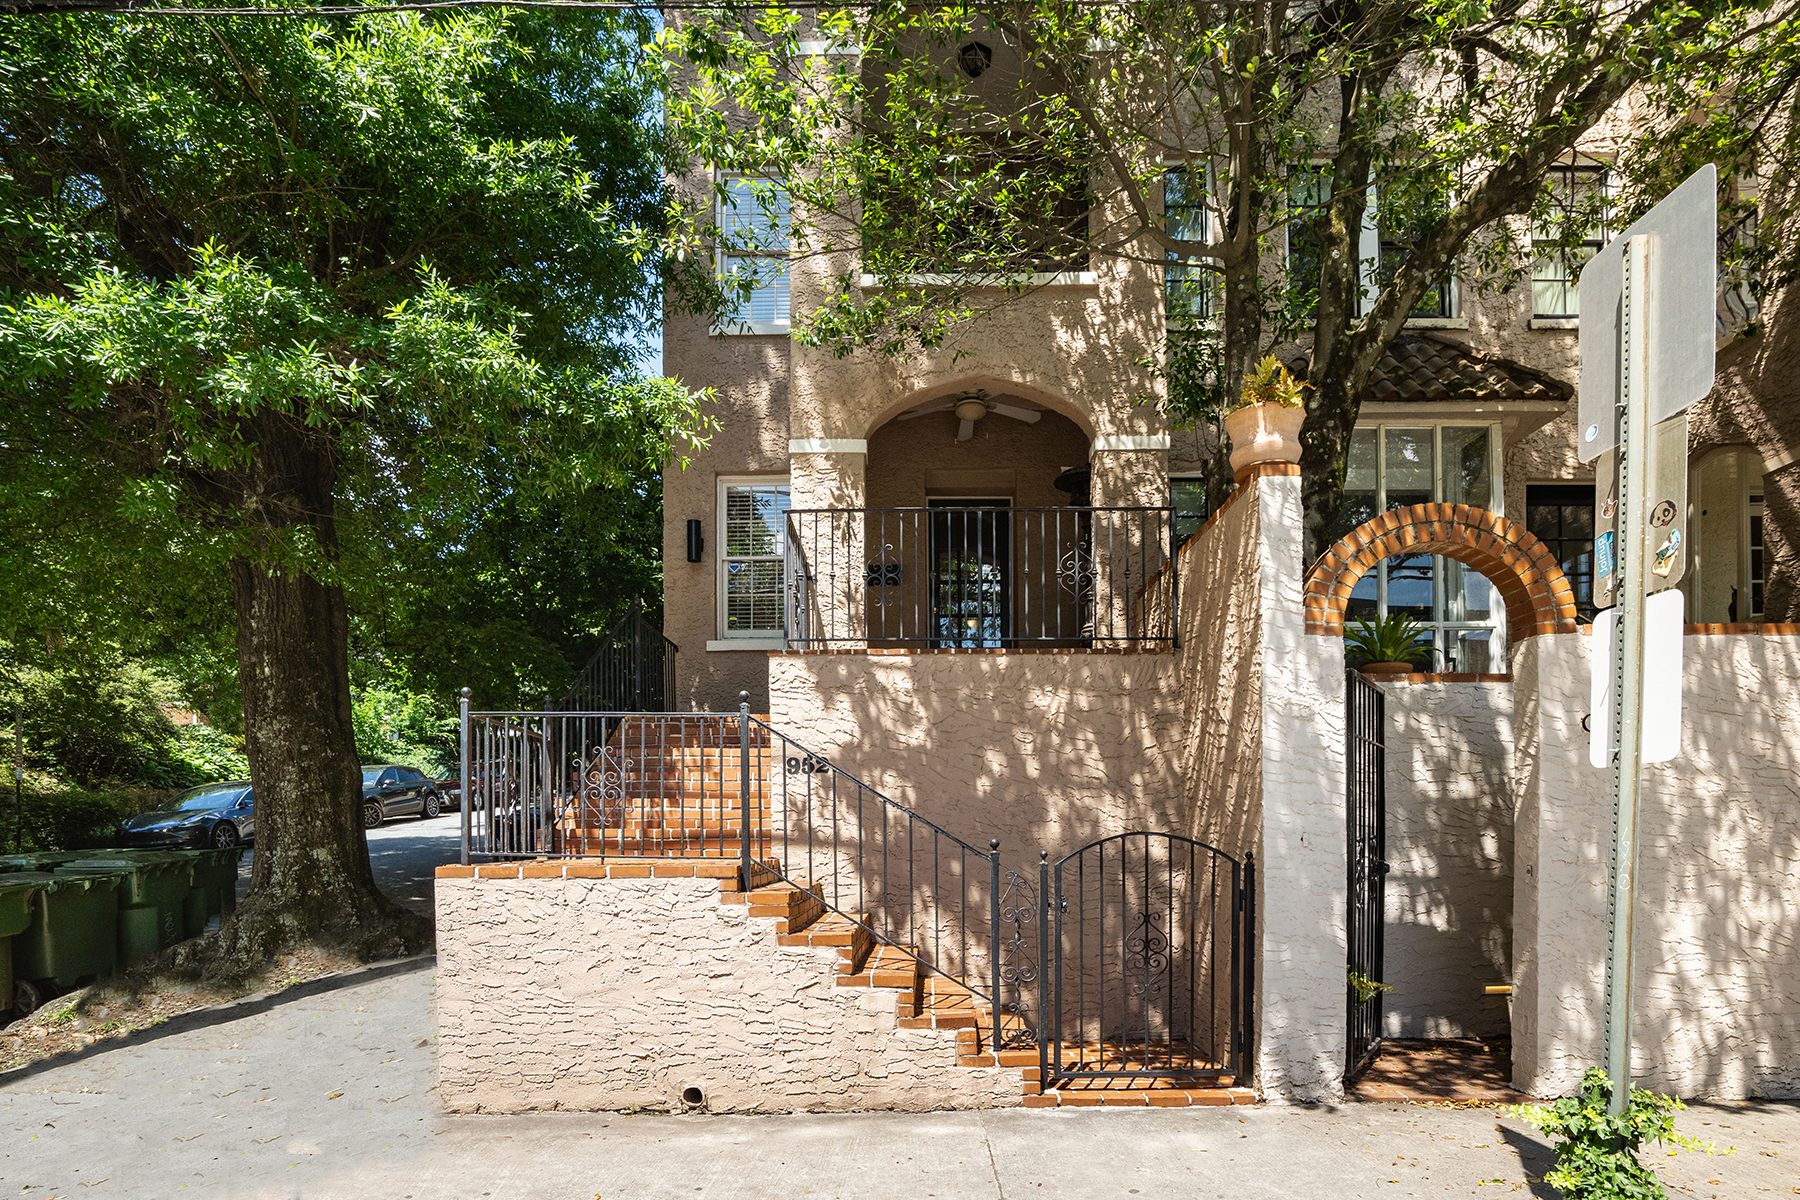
[681,1085,705,1108]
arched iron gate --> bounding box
[1038,833,1253,1088]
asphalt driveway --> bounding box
[234,811,463,916]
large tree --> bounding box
[663,0,1781,558]
[0,9,705,971]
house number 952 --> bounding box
[786,754,830,775]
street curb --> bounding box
[0,952,437,1088]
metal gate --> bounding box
[1346,669,1389,1078]
[1039,832,1253,1087]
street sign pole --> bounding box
[1601,233,1653,1115]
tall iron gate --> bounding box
[1039,832,1253,1088]
[1345,669,1389,1078]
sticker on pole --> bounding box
[1589,589,1685,768]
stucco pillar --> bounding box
[788,446,867,647]
[1255,471,1352,1102]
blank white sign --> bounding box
[1577,163,1717,464]
[1589,589,1685,768]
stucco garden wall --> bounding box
[1512,630,1800,1099]
[435,873,1019,1114]
[766,650,1182,862]
[1381,681,1515,1039]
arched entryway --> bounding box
[1304,503,1581,640]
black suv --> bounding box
[361,765,442,829]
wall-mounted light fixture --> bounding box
[686,519,705,563]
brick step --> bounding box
[558,822,769,838]
[559,842,763,858]
[745,881,826,934]
[837,942,921,990]
[776,911,876,976]
[1024,1085,1255,1108]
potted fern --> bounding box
[1222,355,1307,473]
[1345,614,1431,676]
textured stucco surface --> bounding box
[766,652,1182,863]
[1512,632,1800,1099]
[1255,475,1351,1103]
[435,876,1019,1113]
[1172,481,1263,860]
[1380,682,1515,1039]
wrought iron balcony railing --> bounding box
[782,505,1177,650]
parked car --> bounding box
[119,782,254,849]
[361,764,441,829]
[433,775,462,812]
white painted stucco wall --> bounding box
[435,875,1019,1113]
[1380,682,1515,1039]
[1512,631,1800,1099]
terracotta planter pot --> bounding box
[1223,402,1305,474]
[1358,661,1417,677]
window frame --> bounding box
[714,173,792,336]
[1341,420,1506,670]
[1285,167,1460,324]
[1531,159,1610,320]
[1169,473,1208,545]
[1162,163,1214,328]
[715,475,793,644]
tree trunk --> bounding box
[194,415,425,979]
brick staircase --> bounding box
[511,711,1255,1108]
[555,716,774,859]
[733,869,1253,1108]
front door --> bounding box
[931,500,1010,647]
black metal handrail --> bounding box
[783,505,1176,649]
[557,601,678,713]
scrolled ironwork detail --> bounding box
[1124,910,1170,997]
[993,867,1040,1049]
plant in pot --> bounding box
[1222,354,1307,474]
[1345,613,1432,676]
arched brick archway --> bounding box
[1303,503,1581,638]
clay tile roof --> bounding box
[1359,336,1569,405]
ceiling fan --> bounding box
[895,392,1044,442]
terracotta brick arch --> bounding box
[1304,503,1581,638]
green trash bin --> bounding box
[9,870,119,1009]
[108,849,215,939]
[0,850,89,873]
[0,872,56,1017]
[56,857,193,966]
[187,846,245,925]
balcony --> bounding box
[782,505,1177,650]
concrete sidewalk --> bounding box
[1,966,1794,1200]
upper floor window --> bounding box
[1286,168,1456,322]
[719,478,791,637]
[1532,162,1608,319]
[1164,167,1211,325]
[717,176,790,332]
[1337,423,1502,672]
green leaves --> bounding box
[1508,1068,1729,1200]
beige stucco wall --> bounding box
[662,321,791,711]
[1381,681,1515,1039]
[1512,631,1800,1099]
[435,874,1019,1113]
[1172,481,1264,861]
[766,650,1182,862]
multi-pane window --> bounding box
[1376,175,1454,318]
[720,481,791,636]
[1532,164,1608,318]
[1286,168,1328,321]
[1171,476,1207,544]
[1338,424,1502,672]
[717,177,790,330]
[1164,167,1211,324]
[1525,484,1597,623]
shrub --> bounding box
[4,789,147,853]
[1509,1068,1726,1199]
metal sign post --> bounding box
[1578,165,1716,1115]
